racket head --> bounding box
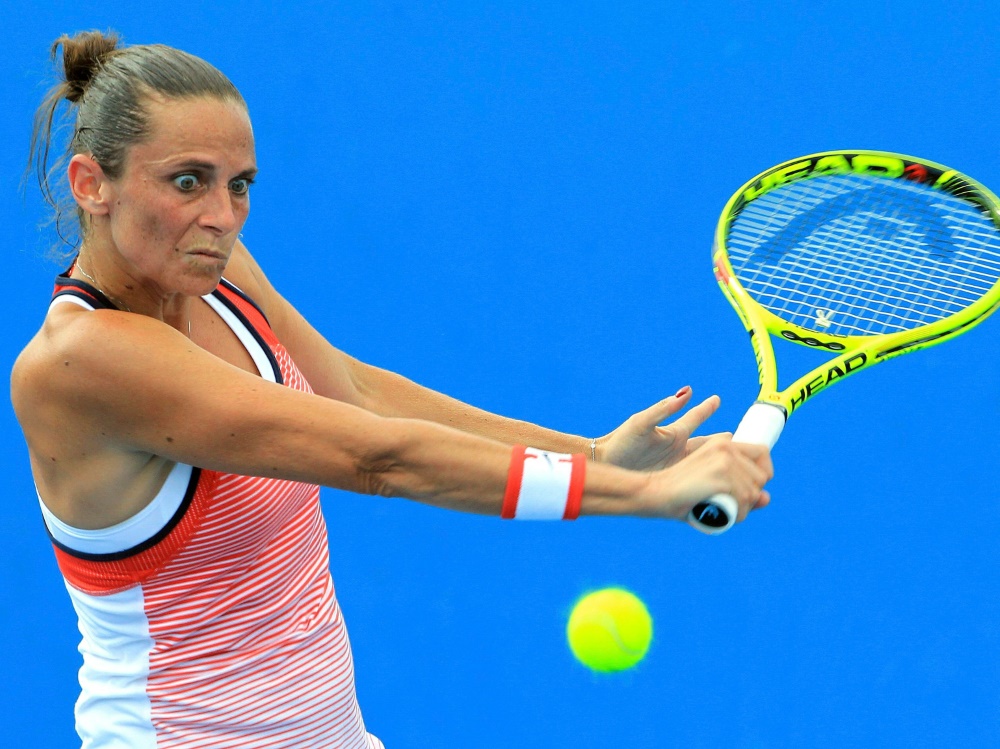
[713,150,1000,412]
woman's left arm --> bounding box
[229,242,719,468]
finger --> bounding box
[734,447,771,489]
[684,435,713,453]
[731,442,775,480]
[739,488,770,521]
[631,386,695,432]
[667,394,721,435]
[722,447,771,522]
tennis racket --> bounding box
[688,150,1000,534]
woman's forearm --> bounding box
[350,363,591,454]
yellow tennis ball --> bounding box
[566,587,653,672]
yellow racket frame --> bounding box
[714,149,1000,418]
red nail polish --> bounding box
[676,386,690,398]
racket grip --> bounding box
[687,402,786,535]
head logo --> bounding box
[740,153,924,204]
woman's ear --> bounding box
[67,154,112,216]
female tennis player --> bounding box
[12,31,773,748]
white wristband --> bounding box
[501,445,586,520]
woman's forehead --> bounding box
[138,96,255,163]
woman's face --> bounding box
[98,95,257,296]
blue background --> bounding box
[3,2,999,747]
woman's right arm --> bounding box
[12,306,771,523]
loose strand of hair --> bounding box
[25,85,85,258]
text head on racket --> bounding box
[690,150,1000,534]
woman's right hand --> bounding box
[641,435,773,523]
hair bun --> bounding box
[52,30,121,103]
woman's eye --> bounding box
[230,178,252,196]
[173,174,200,191]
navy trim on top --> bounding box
[218,277,272,326]
[54,273,120,311]
[211,283,283,385]
[45,468,202,562]
[53,271,283,386]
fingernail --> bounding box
[675,386,691,398]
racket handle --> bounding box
[687,402,786,535]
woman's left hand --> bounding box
[595,387,724,471]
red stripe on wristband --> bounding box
[501,444,528,519]
[563,453,586,520]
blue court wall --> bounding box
[2,2,999,747]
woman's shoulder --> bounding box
[14,301,147,384]
[10,302,132,435]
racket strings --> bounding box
[742,179,1000,332]
[771,212,988,331]
[727,174,1000,336]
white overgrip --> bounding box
[732,402,786,449]
[686,402,786,535]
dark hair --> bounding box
[27,30,247,255]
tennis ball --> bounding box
[566,587,653,672]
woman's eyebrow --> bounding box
[160,159,258,179]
